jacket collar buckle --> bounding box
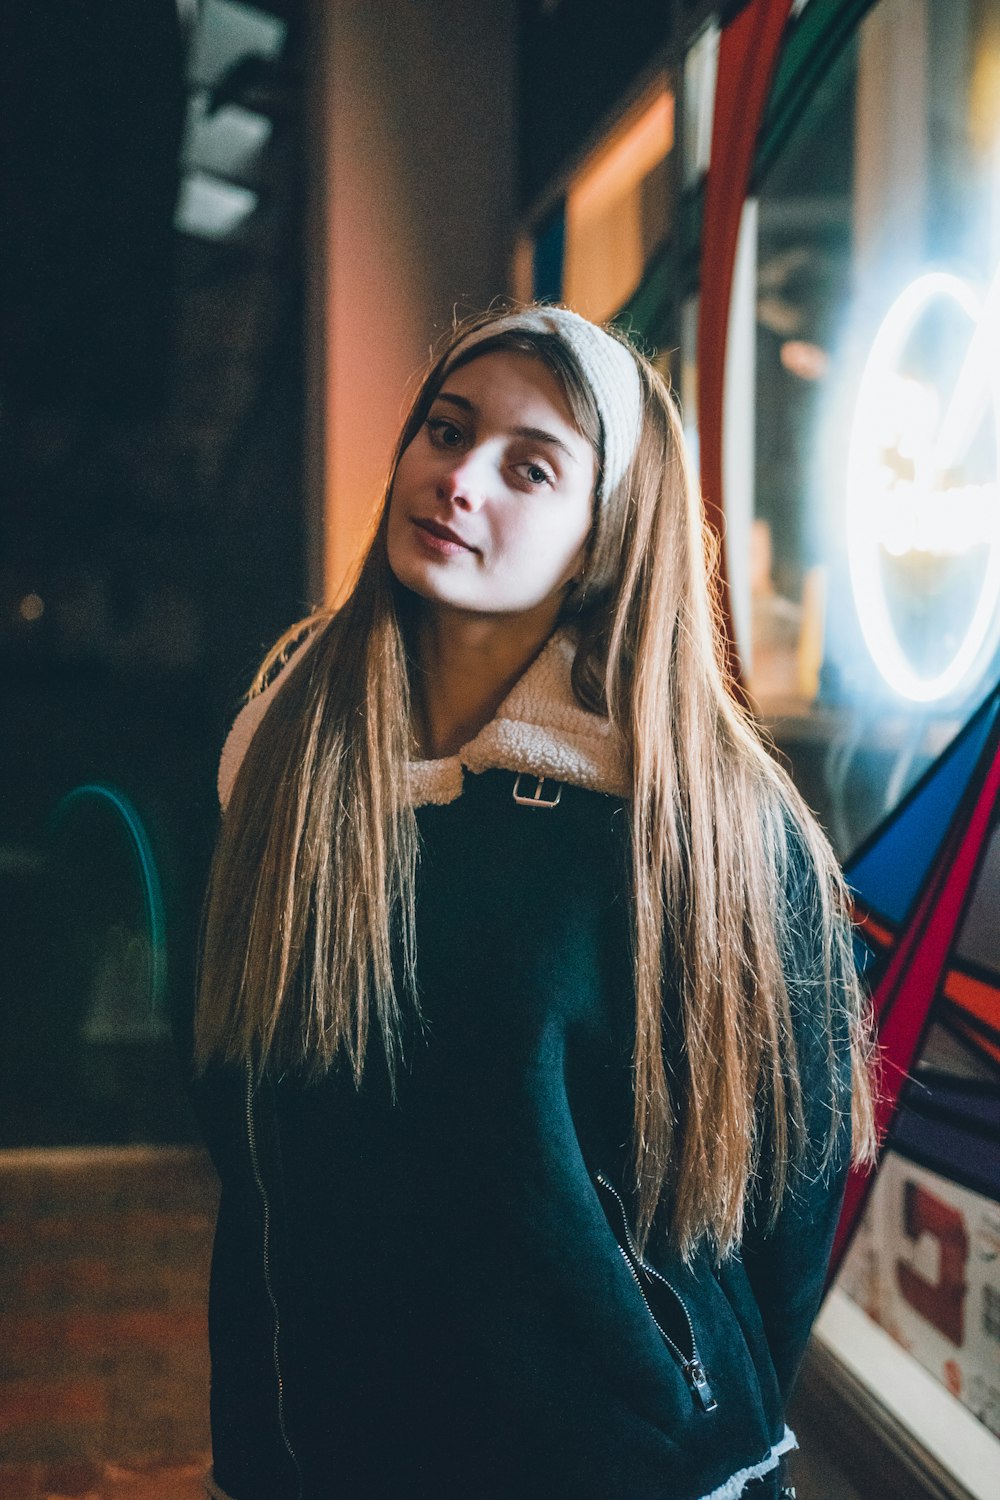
[512,773,563,809]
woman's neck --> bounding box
[413,601,562,760]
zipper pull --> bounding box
[684,1358,718,1412]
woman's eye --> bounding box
[426,418,464,448]
[518,461,555,487]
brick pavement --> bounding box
[0,1457,210,1499]
[0,1147,218,1499]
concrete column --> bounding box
[306,1,516,603]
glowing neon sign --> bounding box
[846,267,1000,702]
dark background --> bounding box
[0,0,715,1148]
[0,0,307,1145]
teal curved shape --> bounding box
[753,0,881,190]
[49,783,168,1020]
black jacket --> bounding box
[194,763,851,1500]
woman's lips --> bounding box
[412,517,477,554]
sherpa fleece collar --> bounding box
[407,629,628,806]
[217,627,628,813]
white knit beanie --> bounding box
[442,307,644,496]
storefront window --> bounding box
[1,784,185,1148]
[563,80,674,322]
[517,78,675,326]
[706,3,1000,1490]
[681,19,718,187]
[736,0,1000,860]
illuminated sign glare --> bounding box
[847,268,1000,703]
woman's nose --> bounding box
[437,449,490,510]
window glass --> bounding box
[682,21,718,186]
[1,785,188,1148]
[725,2,1000,1481]
[741,0,1000,861]
[561,80,674,324]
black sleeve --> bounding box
[193,1064,305,1500]
[739,827,855,1403]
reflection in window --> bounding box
[730,0,1000,862]
[724,2,1000,1485]
[562,80,674,325]
[0,783,190,1148]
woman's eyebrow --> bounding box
[434,390,579,463]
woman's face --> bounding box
[387,350,597,620]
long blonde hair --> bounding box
[196,306,877,1258]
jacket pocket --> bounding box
[593,1170,718,1413]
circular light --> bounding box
[846,270,1000,703]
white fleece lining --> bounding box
[218,627,629,813]
[204,1431,797,1500]
[695,1425,798,1500]
[407,629,628,805]
[217,630,320,811]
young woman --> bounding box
[193,305,876,1500]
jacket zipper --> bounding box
[595,1172,717,1413]
[246,1066,304,1497]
